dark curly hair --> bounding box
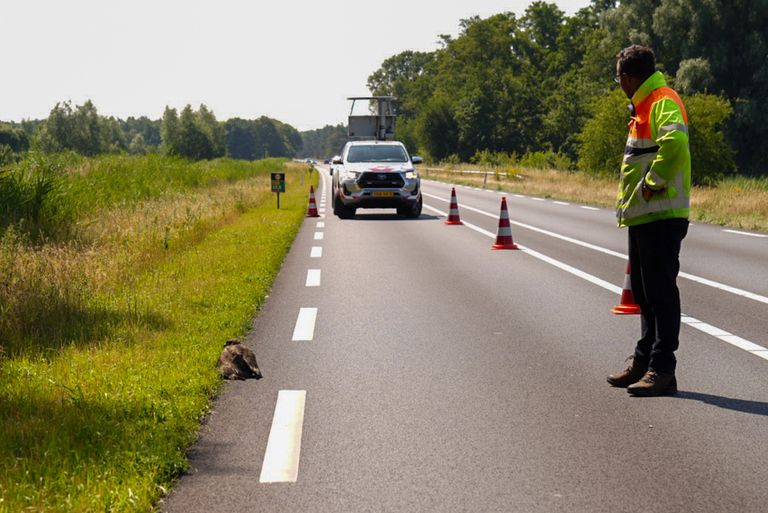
[616,45,656,80]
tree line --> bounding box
[1,101,302,164]
[363,0,766,182]
[299,124,348,159]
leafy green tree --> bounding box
[415,94,459,161]
[542,69,598,159]
[576,88,629,176]
[0,123,30,153]
[674,57,716,94]
[367,51,436,118]
[161,104,224,160]
[685,93,736,184]
[34,100,123,156]
[122,116,162,149]
[300,124,347,159]
[177,105,214,160]
[225,118,258,160]
[196,104,225,158]
[274,120,302,157]
[161,107,181,155]
[224,117,301,160]
[128,133,147,155]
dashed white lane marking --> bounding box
[292,308,317,341]
[554,201,570,206]
[310,246,323,258]
[581,206,600,211]
[531,197,545,201]
[422,202,768,362]
[259,390,307,483]
[314,232,324,240]
[422,192,768,306]
[305,269,321,287]
[514,194,525,198]
[318,208,326,213]
[723,229,767,238]
[317,221,325,228]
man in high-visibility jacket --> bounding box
[607,45,690,397]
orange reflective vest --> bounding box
[617,71,691,227]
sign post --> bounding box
[271,172,286,208]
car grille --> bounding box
[357,172,405,189]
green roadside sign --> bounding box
[271,173,285,193]
[271,172,285,208]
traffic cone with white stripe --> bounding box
[491,197,518,250]
[445,187,463,225]
[306,186,319,217]
[611,261,641,314]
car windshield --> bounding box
[347,145,408,163]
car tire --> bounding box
[402,196,422,219]
[334,193,356,219]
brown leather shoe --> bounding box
[607,356,648,388]
[627,369,677,396]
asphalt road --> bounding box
[162,167,768,513]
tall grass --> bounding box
[0,153,81,240]
[0,153,288,242]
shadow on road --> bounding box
[676,391,768,417]
[349,213,441,221]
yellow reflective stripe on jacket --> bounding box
[621,172,689,219]
[659,123,688,135]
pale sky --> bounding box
[1,0,589,131]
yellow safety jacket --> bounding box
[617,71,691,227]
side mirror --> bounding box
[411,156,423,164]
[332,157,343,165]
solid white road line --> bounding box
[259,390,307,483]
[310,246,323,258]
[682,316,768,362]
[723,229,767,238]
[306,269,321,287]
[292,308,318,341]
[314,232,324,240]
[422,191,768,305]
[422,202,768,363]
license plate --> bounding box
[372,191,395,197]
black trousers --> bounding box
[628,218,689,374]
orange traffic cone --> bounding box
[306,186,319,217]
[445,187,463,225]
[491,197,518,250]
[611,261,641,314]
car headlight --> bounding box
[405,171,418,180]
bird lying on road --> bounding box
[217,339,263,380]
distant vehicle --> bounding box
[331,140,423,219]
[324,158,330,165]
[329,155,342,176]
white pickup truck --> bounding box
[331,140,423,219]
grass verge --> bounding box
[422,165,768,233]
[0,160,317,512]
